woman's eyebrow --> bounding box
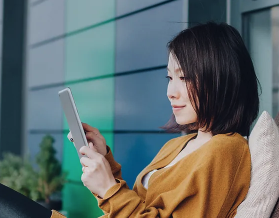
[167,67,182,73]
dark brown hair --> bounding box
[162,22,261,137]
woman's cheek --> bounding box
[175,107,197,125]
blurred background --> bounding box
[0,0,278,217]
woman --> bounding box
[0,22,259,218]
[61,22,259,217]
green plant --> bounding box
[36,135,67,204]
[0,153,42,201]
[0,134,67,203]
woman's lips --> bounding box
[172,105,186,112]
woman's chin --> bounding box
[175,118,188,125]
[175,117,196,125]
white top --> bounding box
[142,162,175,189]
[142,134,200,189]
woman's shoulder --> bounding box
[175,132,251,174]
[200,132,250,165]
[209,132,249,152]
[157,132,249,162]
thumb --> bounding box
[89,142,98,152]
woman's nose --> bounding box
[167,82,180,100]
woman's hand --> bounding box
[79,142,117,198]
[67,122,108,156]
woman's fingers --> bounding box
[67,132,101,142]
[67,122,100,142]
[80,156,93,167]
[88,142,93,149]
[68,123,107,156]
[85,131,103,144]
[82,123,101,136]
[88,142,98,152]
[79,145,100,160]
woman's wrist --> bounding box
[99,179,118,199]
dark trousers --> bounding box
[0,183,52,218]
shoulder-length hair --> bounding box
[162,22,261,137]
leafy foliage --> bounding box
[0,153,42,201]
[36,135,67,203]
[0,135,67,203]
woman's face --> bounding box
[167,53,197,125]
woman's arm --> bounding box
[51,210,66,218]
[104,145,123,180]
[69,124,124,181]
[92,141,251,218]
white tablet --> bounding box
[58,87,88,159]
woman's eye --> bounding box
[166,76,172,81]
[179,77,186,81]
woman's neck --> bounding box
[194,128,213,144]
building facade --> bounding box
[0,0,278,217]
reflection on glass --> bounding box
[243,6,279,119]
[272,7,279,117]
[243,9,272,117]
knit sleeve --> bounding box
[92,141,250,218]
[50,210,66,218]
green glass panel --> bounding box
[66,0,115,32]
[62,80,114,217]
[65,23,115,81]
[62,182,104,218]
[63,0,115,214]
[63,0,115,215]
[67,80,114,130]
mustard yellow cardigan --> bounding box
[51,132,251,218]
